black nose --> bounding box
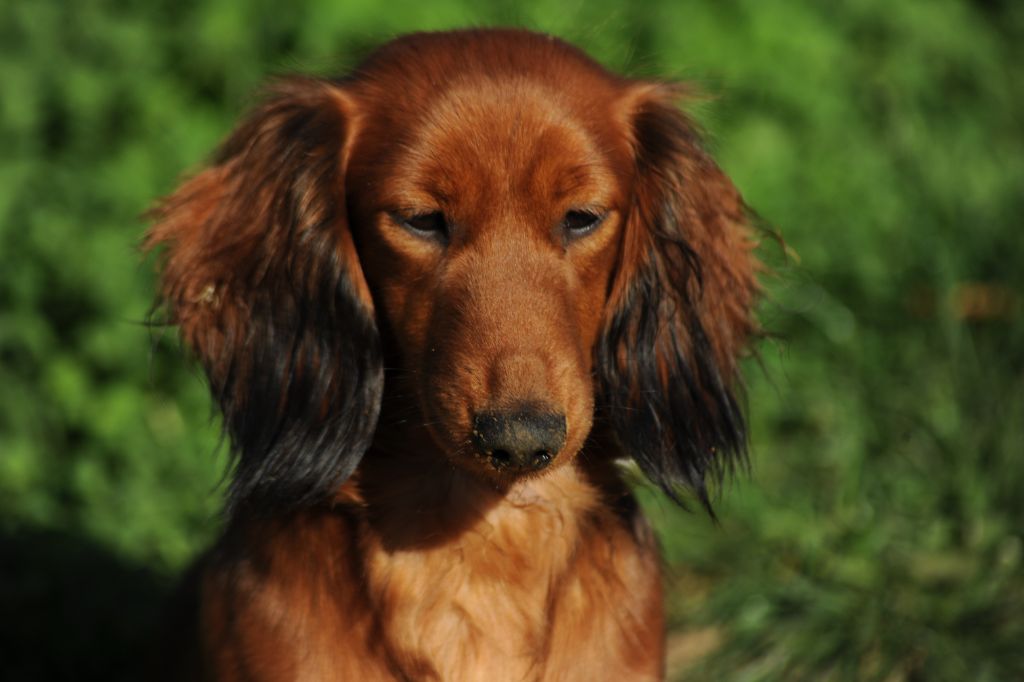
[471,410,567,473]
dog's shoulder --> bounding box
[168,509,392,680]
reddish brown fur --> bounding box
[149,29,758,681]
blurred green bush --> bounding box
[1,0,1021,680]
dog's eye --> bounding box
[562,210,605,238]
[396,211,449,240]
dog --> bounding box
[147,28,759,681]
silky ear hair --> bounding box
[599,85,759,513]
[146,78,383,516]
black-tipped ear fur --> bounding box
[599,85,759,512]
[146,79,382,515]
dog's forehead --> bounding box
[414,79,612,187]
[350,78,630,221]
[353,29,619,93]
[343,30,641,225]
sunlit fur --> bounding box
[148,28,759,681]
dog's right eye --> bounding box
[395,211,449,241]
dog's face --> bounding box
[147,30,758,512]
[347,67,635,482]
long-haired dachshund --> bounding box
[147,28,758,681]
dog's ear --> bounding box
[598,83,760,512]
[146,78,382,515]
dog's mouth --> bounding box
[412,337,595,483]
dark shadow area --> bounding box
[0,526,173,682]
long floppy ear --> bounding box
[146,78,382,515]
[599,83,760,512]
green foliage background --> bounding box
[2,0,1022,679]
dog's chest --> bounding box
[360,480,588,680]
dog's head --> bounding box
[147,29,759,515]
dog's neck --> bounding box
[335,437,625,679]
[338,438,609,554]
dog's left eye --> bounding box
[562,210,605,237]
